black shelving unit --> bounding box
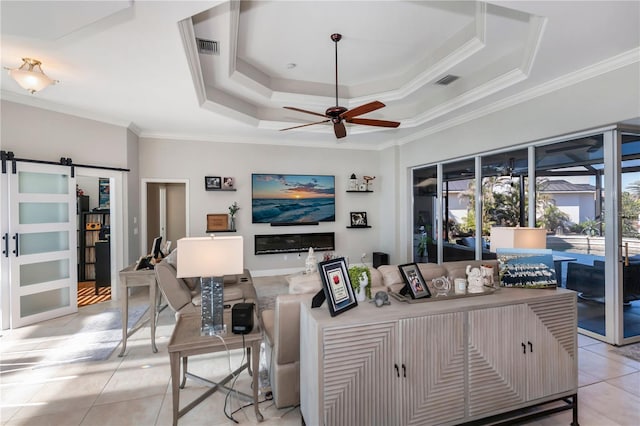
[79,210,110,282]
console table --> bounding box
[118,264,159,356]
[300,287,578,425]
[168,312,264,425]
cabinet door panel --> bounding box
[527,296,577,400]
[401,312,465,426]
[323,322,396,426]
[468,304,527,417]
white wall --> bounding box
[138,137,387,274]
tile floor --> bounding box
[1,283,639,426]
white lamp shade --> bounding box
[8,68,55,93]
[490,227,546,252]
[176,236,243,278]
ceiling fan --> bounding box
[280,33,400,139]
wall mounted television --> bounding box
[252,174,335,225]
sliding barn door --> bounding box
[5,161,77,328]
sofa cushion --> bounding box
[155,260,192,312]
[287,272,322,294]
[165,249,198,291]
[443,260,499,280]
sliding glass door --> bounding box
[618,131,640,341]
[535,135,606,339]
[411,125,640,345]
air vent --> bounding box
[196,38,219,55]
[435,74,459,86]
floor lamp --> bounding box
[176,236,244,336]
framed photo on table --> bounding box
[398,263,431,299]
[318,257,358,316]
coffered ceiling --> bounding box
[1,1,638,149]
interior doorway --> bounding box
[141,179,189,256]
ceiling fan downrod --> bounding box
[331,33,341,108]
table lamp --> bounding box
[489,227,547,252]
[176,236,243,336]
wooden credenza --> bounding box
[300,288,577,426]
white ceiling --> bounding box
[1,1,639,149]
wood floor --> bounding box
[77,281,111,307]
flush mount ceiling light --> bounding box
[5,58,58,94]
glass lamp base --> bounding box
[200,276,225,337]
[201,323,227,337]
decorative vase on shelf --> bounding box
[229,216,236,231]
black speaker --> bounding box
[373,252,389,268]
[231,303,254,334]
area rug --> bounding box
[38,306,148,367]
[611,342,640,362]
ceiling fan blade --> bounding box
[280,119,330,131]
[341,101,386,119]
[334,121,347,139]
[348,118,400,128]
[283,106,327,119]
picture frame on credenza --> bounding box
[318,257,358,316]
[398,263,431,299]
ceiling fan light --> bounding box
[6,58,58,94]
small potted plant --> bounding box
[349,265,372,301]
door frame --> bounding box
[75,167,126,302]
[140,178,190,256]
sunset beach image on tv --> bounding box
[252,174,335,224]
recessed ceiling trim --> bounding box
[178,18,206,106]
[520,15,547,75]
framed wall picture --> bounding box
[497,248,557,288]
[398,263,431,299]
[98,177,110,209]
[318,257,358,316]
[205,176,221,190]
[350,211,368,227]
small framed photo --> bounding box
[223,177,234,189]
[398,263,431,299]
[205,176,221,190]
[318,257,358,316]
[350,211,368,227]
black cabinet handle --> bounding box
[402,364,406,378]
[12,233,18,257]
[522,342,526,354]
[2,233,7,257]
[394,364,399,377]
[528,341,533,353]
